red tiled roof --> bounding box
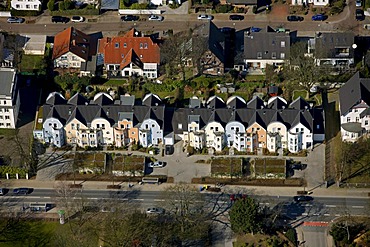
[120,49,143,69]
[52,27,90,61]
[98,28,160,65]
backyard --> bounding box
[253,159,286,179]
[111,154,145,176]
[210,157,245,177]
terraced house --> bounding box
[173,95,324,153]
[34,93,324,153]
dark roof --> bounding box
[226,96,247,109]
[341,122,364,133]
[143,93,162,106]
[315,32,355,59]
[290,97,310,110]
[207,96,226,109]
[46,92,67,105]
[68,93,88,106]
[93,93,114,106]
[189,98,201,108]
[339,72,370,114]
[267,96,287,109]
[247,96,265,109]
[244,26,291,60]
[119,95,135,106]
[101,0,119,10]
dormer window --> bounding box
[140,43,143,49]
[257,52,262,59]
[115,43,119,48]
[124,43,127,48]
[144,43,148,49]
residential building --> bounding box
[339,72,370,142]
[244,26,291,74]
[307,32,355,69]
[11,0,41,11]
[52,27,96,75]
[35,93,325,154]
[97,29,161,79]
[291,0,329,6]
[0,68,20,129]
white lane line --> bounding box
[324,214,330,216]
[132,199,144,201]
[304,204,313,207]
[302,213,308,216]
[154,199,165,202]
[335,214,341,217]
[42,197,51,199]
[325,205,337,208]
[352,206,364,209]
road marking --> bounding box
[335,214,341,217]
[313,213,320,216]
[132,199,144,201]
[324,214,330,216]
[42,197,51,199]
[154,199,165,202]
[352,206,364,209]
[325,205,336,208]
[302,213,308,216]
[304,204,313,207]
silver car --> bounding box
[148,15,164,21]
[197,14,213,20]
[7,17,25,23]
[146,207,165,214]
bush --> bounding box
[64,0,73,10]
[0,166,28,177]
[130,3,149,9]
[214,4,233,13]
[10,9,42,16]
[47,0,55,11]
[58,1,65,10]
[285,228,297,244]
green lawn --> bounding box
[19,55,45,72]
[292,90,308,100]
[245,75,266,82]
[103,79,127,86]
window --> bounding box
[6,123,10,127]
[280,53,285,59]
[97,124,100,128]
[178,123,182,129]
[356,117,360,122]
[127,124,130,128]
[124,43,127,48]
[257,52,262,59]
[347,117,350,122]
[281,41,285,47]
[272,52,276,59]
[215,127,219,131]
[140,43,143,49]
[144,43,148,49]
[115,43,119,48]
[365,120,369,125]
[102,124,105,129]
[5,116,9,120]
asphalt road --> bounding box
[0,189,368,217]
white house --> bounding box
[204,120,225,152]
[288,118,313,153]
[291,0,329,6]
[0,68,20,129]
[11,0,41,11]
[139,118,163,147]
[339,72,370,142]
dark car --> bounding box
[250,27,262,32]
[7,17,25,23]
[293,195,313,202]
[0,188,9,196]
[52,16,69,23]
[230,194,247,201]
[165,145,174,155]
[312,14,327,21]
[291,163,303,170]
[12,188,32,195]
[121,15,139,22]
[287,15,304,22]
[356,9,365,21]
[229,14,244,21]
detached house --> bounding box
[307,32,355,69]
[11,0,41,11]
[97,29,161,79]
[244,26,291,74]
[0,68,20,129]
[339,72,370,142]
[53,27,97,75]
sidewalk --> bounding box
[4,179,370,198]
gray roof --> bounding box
[0,68,16,97]
[315,32,355,59]
[244,26,291,60]
[46,92,67,105]
[247,96,265,109]
[101,0,119,10]
[290,97,310,110]
[189,98,201,108]
[341,122,363,133]
[268,97,287,109]
[339,72,370,114]
[119,95,135,106]
[68,93,88,106]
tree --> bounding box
[229,197,262,235]
[63,0,73,10]
[283,42,326,92]
[58,1,65,11]
[47,0,55,11]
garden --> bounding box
[252,158,286,179]
[111,154,145,176]
[64,152,106,174]
[210,157,245,178]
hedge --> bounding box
[10,9,42,16]
[0,166,28,177]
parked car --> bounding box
[7,17,25,23]
[311,14,327,21]
[230,194,247,201]
[364,24,370,30]
[121,15,139,22]
[250,27,262,32]
[71,16,85,23]
[12,188,32,195]
[287,15,304,22]
[197,14,213,20]
[52,16,69,23]
[0,188,9,196]
[148,15,164,21]
[293,195,313,202]
[146,207,165,214]
[356,0,362,7]
[165,145,174,155]
[148,161,165,168]
[356,9,365,21]
[291,163,303,170]
[229,14,244,21]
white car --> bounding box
[197,14,213,20]
[356,0,362,7]
[146,207,165,214]
[148,15,164,21]
[148,161,165,168]
[364,24,370,30]
[71,16,84,23]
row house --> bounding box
[291,0,329,6]
[0,68,20,129]
[339,72,370,142]
[34,92,169,148]
[11,0,41,11]
[35,93,325,153]
[173,95,324,153]
[97,29,161,79]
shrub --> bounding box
[64,0,73,10]
[214,4,233,13]
[285,228,297,244]
[47,0,55,11]
[10,9,41,16]
[130,3,149,9]
[58,1,65,10]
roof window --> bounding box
[115,43,119,48]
